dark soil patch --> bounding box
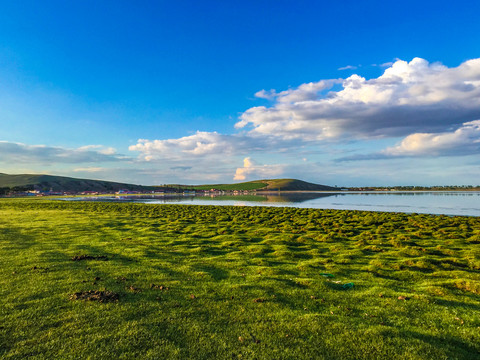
[72,254,108,261]
[150,283,169,290]
[31,266,49,272]
[70,290,119,303]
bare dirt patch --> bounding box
[253,298,266,303]
[70,290,119,303]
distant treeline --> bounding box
[349,185,480,191]
[0,185,35,195]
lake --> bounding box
[63,191,480,216]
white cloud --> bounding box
[233,157,284,181]
[129,132,238,160]
[336,120,480,161]
[77,145,117,155]
[73,167,105,172]
[128,130,300,162]
[384,120,480,156]
[0,141,127,164]
[379,61,394,68]
[237,57,480,141]
[338,65,358,70]
[254,89,278,100]
[252,79,341,104]
[233,157,254,180]
[372,61,395,68]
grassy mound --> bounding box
[180,178,337,192]
[0,173,153,193]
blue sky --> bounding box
[1,1,480,186]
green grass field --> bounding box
[1,199,479,359]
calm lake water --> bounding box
[63,191,480,217]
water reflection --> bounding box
[68,192,340,204]
[200,192,339,203]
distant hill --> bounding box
[176,179,338,192]
[0,173,337,194]
[0,173,154,193]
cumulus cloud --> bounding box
[237,57,480,141]
[0,141,127,164]
[233,157,255,180]
[233,157,284,181]
[130,58,480,164]
[129,132,240,160]
[337,120,480,161]
[384,120,480,156]
[126,57,480,184]
[254,89,278,100]
[128,131,298,161]
[253,79,341,104]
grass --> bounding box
[1,199,479,359]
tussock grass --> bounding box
[0,199,479,359]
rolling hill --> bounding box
[176,178,338,192]
[0,173,154,193]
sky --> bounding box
[1,0,480,186]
